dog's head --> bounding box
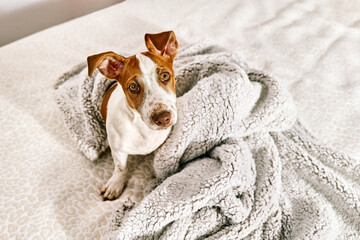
[87,31,178,130]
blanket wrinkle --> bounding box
[55,41,360,239]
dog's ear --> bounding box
[87,51,125,79]
[145,31,178,60]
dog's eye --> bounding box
[128,82,140,93]
[160,72,170,82]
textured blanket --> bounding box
[55,62,115,161]
[55,42,360,239]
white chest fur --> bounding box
[106,83,171,156]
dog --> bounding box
[87,31,178,200]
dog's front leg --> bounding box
[101,151,128,200]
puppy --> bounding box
[87,31,178,200]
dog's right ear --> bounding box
[87,51,125,79]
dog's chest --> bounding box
[106,88,171,155]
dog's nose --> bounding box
[152,111,172,128]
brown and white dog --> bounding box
[87,31,178,200]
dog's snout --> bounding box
[152,111,171,128]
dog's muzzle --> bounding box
[151,111,172,128]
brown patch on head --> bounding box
[87,52,145,113]
[117,55,145,111]
[143,31,178,96]
[141,51,176,95]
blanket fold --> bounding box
[55,63,113,161]
[55,42,360,239]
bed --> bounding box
[1,0,359,239]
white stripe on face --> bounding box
[136,53,177,130]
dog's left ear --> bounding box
[145,31,178,60]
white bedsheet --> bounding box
[0,0,359,239]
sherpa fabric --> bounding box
[55,42,360,239]
[55,63,113,161]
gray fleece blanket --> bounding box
[55,42,360,239]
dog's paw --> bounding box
[101,175,126,201]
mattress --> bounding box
[0,0,359,239]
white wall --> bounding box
[0,0,123,47]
